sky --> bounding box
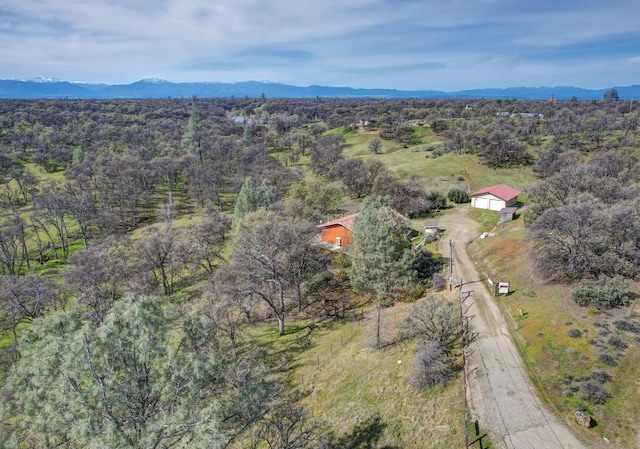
[1,0,640,91]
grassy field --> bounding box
[468,218,640,448]
[342,126,538,193]
[247,301,468,449]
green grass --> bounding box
[466,207,501,234]
[244,303,466,449]
[341,128,538,194]
[24,162,66,182]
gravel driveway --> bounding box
[438,208,588,449]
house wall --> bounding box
[320,225,354,246]
[499,213,514,223]
[488,197,505,211]
[472,194,509,211]
[505,197,518,207]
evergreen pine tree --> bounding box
[182,96,205,163]
[348,196,415,348]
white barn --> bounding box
[470,184,520,211]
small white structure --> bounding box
[470,184,520,211]
[423,221,439,235]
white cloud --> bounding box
[1,0,639,89]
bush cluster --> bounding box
[447,187,470,204]
[571,275,631,309]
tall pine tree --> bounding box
[234,177,277,219]
[348,196,415,348]
[182,96,205,163]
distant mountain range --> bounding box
[1,78,639,100]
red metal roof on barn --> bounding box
[469,184,520,201]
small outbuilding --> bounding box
[424,221,439,235]
[470,184,520,211]
[499,207,518,223]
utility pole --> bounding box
[449,239,453,291]
[459,277,469,448]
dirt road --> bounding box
[438,209,588,449]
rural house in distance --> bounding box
[470,184,520,211]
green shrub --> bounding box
[426,191,448,209]
[580,381,611,404]
[590,370,612,384]
[613,319,640,333]
[571,275,631,309]
[607,335,628,350]
[447,187,470,204]
[567,328,582,338]
[599,353,617,367]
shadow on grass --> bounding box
[252,322,322,375]
[323,414,400,449]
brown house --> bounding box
[317,210,414,247]
[317,212,358,247]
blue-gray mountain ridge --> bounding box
[1,78,638,100]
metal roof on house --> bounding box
[317,209,410,232]
[470,184,521,201]
[317,212,360,231]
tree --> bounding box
[182,97,206,163]
[0,295,274,449]
[227,211,325,336]
[188,206,232,276]
[136,224,186,295]
[309,134,344,176]
[371,173,433,218]
[251,401,324,449]
[528,202,625,281]
[0,214,29,276]
[0,274,62,354]
[64,180,98,249]
[408,340,456,389]
[426,190,447,210]
[603,88,619,101]
[347,196,415,348]
[582,110,610,149]
[234,177,277,220]
[64,237,135,323]
[447,187,469,204]
[368,137,383,154]
[399,297,463,355]
[33,180,70,257]
[287,178,342,214]
[478,128,531,168]
[330,158,372,198]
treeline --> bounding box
[0,95,637,299]
[525,150,640,303]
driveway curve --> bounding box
[438,208,588,449]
